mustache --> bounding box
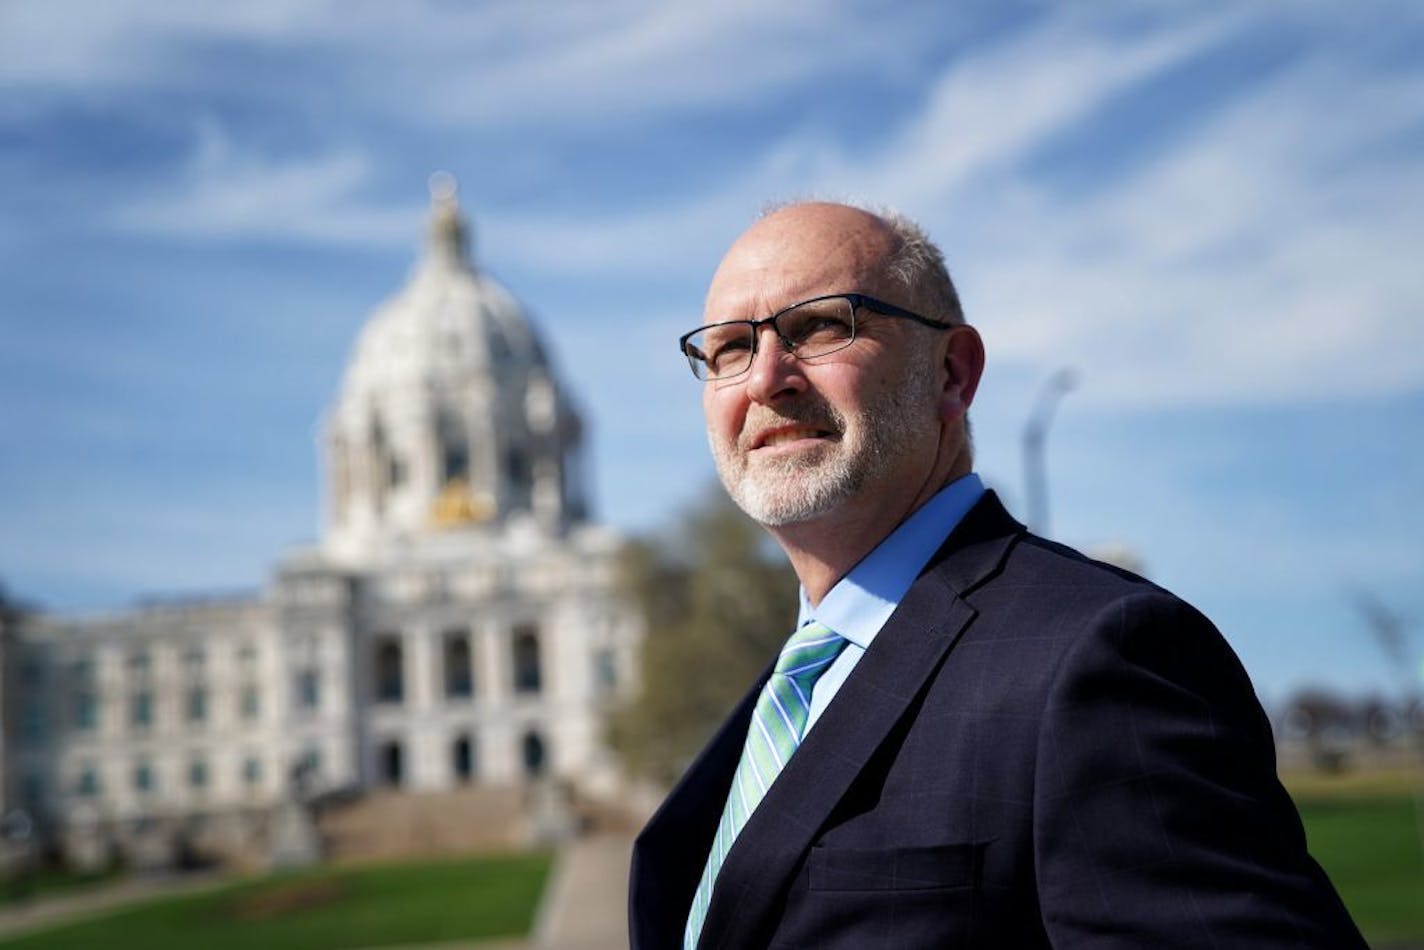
[739,400,844,449]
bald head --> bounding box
[706,204,892,320]
[707,202,963,327]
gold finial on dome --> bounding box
[426,170,471,267]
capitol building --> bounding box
[0,179,641,869]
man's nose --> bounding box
[744,324,805,403]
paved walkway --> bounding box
[0,833,635,949]
[0,870,229,939]
[534,833,631,950]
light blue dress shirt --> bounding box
[798,472,986,734]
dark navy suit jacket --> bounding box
[629,492,1365,948]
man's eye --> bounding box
[787,315,851,343]
[706,336,750,369]
[806,316,849,333]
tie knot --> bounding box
[774,621,847,684]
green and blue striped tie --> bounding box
[683,621,848,949]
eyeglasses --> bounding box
[679,293,950,381]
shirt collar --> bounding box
[797,472,985,649]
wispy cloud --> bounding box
[0,0,342,87]
[951,42,1424,406]
[109,120,419,244]
[492,4,1424,406]
[1,0,916,127]
[66,0,1424,409]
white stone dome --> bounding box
[339,181,549,404]
[321,175,587,561]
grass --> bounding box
[1289,770,1424,945]
[0,851,552,950]
[0,866,123,906]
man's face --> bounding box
[702,205,945,527]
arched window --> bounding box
[512,625,541,694]
[370,417,388,512]
[375,637,404,704]
[452,734,476,782]
[521,730,546,777]
[442,431,469,484]
[379,741,403,787]
[443,631,473,699]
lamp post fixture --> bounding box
[1023,368,1078,537]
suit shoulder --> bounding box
[945,529,1235,686]
[984,530,1190,616]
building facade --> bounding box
[1,179,640,869]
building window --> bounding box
[241,684,261,721]
[521,730,546,778]
[127,649,152,680]
[19,657,44,686]
[452,735,476,782]
[442,441,469,482]
[76,766,101,798]
[186,687,208,725]
[506,448,530,487]
[21,700,46,743]
[299,747,322,781]
[131,691,153,730]
[243,757,262,788]
[133,760,154,794]
[75,692,99,731]
[378,741,403,787]
[443,630,473,699]
[188,759,208,791]
[594,648,618,696]
[21,774,44,810]
[375,638,404,704]
[513,625,541,694]
[182,645,205,676]
[295,669,320,712]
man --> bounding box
[629,202,1365,948]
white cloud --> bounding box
[859,8,1245,202]
[0,0,910,128]
[33,0,1424,409]
[951,49,1424,407]
[110,121,420,245]
[501,3,1424,407]
[754,6,1424,407]
[411,0,917,126]
[0,0,343,87]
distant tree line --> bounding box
[1277,688,1424,772]
[606,492,798,787]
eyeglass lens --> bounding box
[688,297,857,379]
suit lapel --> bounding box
[698,492,1022,949]
[630,667,768,950]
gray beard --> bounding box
[710,363,941,527]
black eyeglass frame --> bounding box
[678,292,951,381]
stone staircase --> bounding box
[317,785,530,864]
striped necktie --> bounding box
[683,621,848,949]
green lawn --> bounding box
[1296,786,1424,945]
[0,866,122,906]
[0,851,552,950]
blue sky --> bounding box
[1,0,1420,705]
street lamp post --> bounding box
[1023,368,1078,537]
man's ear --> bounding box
[940,325,985,423]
